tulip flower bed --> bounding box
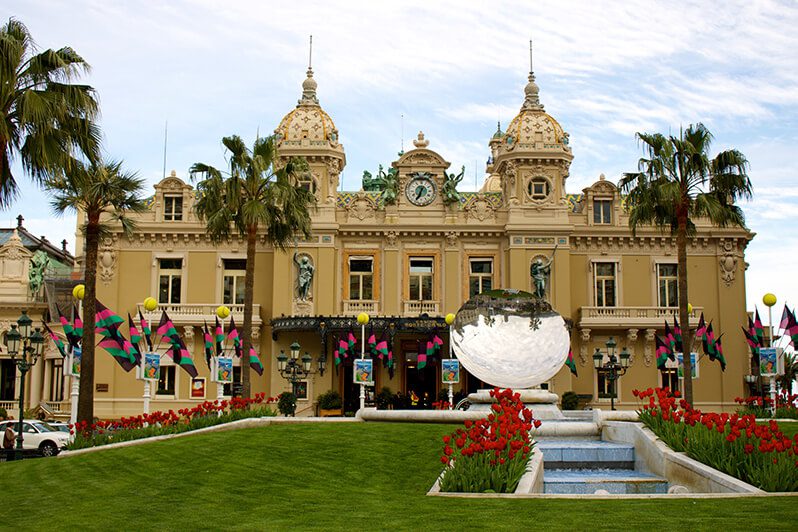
[635,387,798,492]
[735,391,798,420]
[68,393,277,450]
[438,388,540,493]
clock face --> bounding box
[405,176,436,206]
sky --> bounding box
[3,0,798,322]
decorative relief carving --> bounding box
[345,192,376,222]
[445,231,458,248]
[626,328,639,365]
[579,328,591,366]
[384,231,398,248]
[183,326,194,341]
[464,195,496,222]
[98,238,117,286]
[644,328,656,367]
[719,239,738,286]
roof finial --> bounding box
[308,35,313,69]
[522,41,543,111]
[299,36,319,106]
[16,214,23,228]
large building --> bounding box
[66,63,752,418]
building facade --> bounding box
[73,65,752,418]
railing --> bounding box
[342,300,380,316]
[136,303,262,326]
[403,300,440,316]
[0,401,17,415]
[579,306,703,328]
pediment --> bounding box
[394,148,450,171]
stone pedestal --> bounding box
[466,388,564,420]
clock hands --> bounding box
[414,185,427,200]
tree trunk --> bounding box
[241,223,257,401]
[676,206,693,405]
[77,211,99,424]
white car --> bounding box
[0,420,71,456]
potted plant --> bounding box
[317,389,342,417]
[561,391,579,411]
[375,387,394,410]
[277,392,297,417]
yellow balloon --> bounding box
[445,313,456,325]
[217,305,231,319]
[357,312,369,325]
[72,284,85,300]
[143,297,158,312]
[763,293,777,307]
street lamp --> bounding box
[3,311,45,460]
[275,340,325,388]
[592,337,630,411]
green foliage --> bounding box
[277,392,297,417]
[0,407,7,419]
[317,389,342,410]
[0,17,101,207]
[376,387,395,409]
[3,424,798,529]
[561,391,579,410]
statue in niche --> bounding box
[442,165,465,205]
[293,252,314,301]
[28,251,50,296]
[530,245,558,300]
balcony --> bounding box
[578,306,703,329]
[403,300,440,316]
[342,300,380,316]
[136,303,263,327]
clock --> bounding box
[405,174,436,206]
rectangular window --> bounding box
[597,369,616,399]
[156,366,176,396]
[658,264,678,307]
[469,258,493,298]
[50,360,64,402]
[409,258,434,300]
[661,368,680,392]
[594,262,616,307]
[223,259,246,305]
[593,199,612,224]
[164,195,183,221]
[348,257,374,300]
[158,258,183,304]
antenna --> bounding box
[529,39,533,73]
[401,113,404,152]
[162,120,168,180]
[308,35,313,69]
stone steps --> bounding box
[544,469,669,494]
[538,439,634,469]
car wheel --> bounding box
[40,441,58,457]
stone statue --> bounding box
[28,251,50,296]
[442,165,465,204]
[530,245,557,299]
[293,252,314,301]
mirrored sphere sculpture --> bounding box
[451,289,569,389]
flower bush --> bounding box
[438,388,540,493]
[68,393,276,449]
[635,387,798,492]
[735,391,798,420]
[431,400,451,410]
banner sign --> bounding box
[142,353,161,381]
[442,359,460,384]
[67,347,82,377]
[354,358,374,386]
[759,347,782,376]
[217,356,233,383]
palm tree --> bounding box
[191,135,315,400]
[619,123,752,405]
[0,18,101,207]
[46,160,146,423]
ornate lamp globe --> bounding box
[763,293,777,307]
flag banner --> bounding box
[156,311,179,342]
[565,347,577,376]
[227,316,242,358]
[442,359,460,384]
[664,320,676,354]
[710,334,727,371]
[72,305,84,340]
[139,310,154,352]
[57,305,81,348]
[43,322,67,358]
[695,313,707,343]
[753,309,765,346]
[337,337,348,361]
[655,335,671,370]
[702,322,716,358]
[375,339,389,361]
[203,322,214,370]
[95,300,125,337]
[787,308,798,349]
[367,329,377,358]
[170,335,198,377]
[128,313,142,358]
[432,333,444,354]
[98,335,137,372]
[418,340,431,370]
[249,346,264,376]
[214,316,225,356]
[347,331,357,355]
[672,318,683,353]
[779,305,791,332]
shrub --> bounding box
[635,387,798,492]
[278,392,297,417]
[438,388,540,493]
[375,387,394,410]
[561,391,579,410]
[0,407,7,419]
[317,389,342,410]
[735,392,798,420]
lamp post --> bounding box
[445,312,456,411]
[3,311,45,460]
[592,337,630,411]
[357,313,369,412]
[275,340,326,411]
[763,293,777,415]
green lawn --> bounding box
[1,422,797,531]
